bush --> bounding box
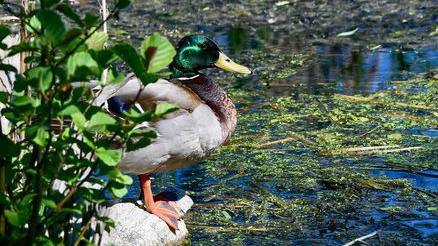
[0,0,175,244]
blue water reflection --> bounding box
[294,44,438,95]
[370,170,438,192]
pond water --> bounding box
[293,44,437,95]
[114,4,438,245]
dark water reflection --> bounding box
[298,44,437,95]
[194,26,437,95]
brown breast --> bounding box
[175,75,237,140]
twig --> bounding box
[258,133,315,148]
[364,146,423,154]
[335,94,437,113]
[99,0,109,85]
[337,145,399,153]
[73,216,93,246]
[258,136,297,147]
[345,145,401,151]
[343,231,378,246]
[187,224,269,232]
[411,187,438,199]
[334,145,424,155]
[0,16,19,22]
[358,124,383,137]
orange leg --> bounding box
[139,174,181,230]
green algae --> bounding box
[182,73,438,244]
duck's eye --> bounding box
[199,43,208,49]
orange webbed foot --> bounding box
[145,200,181,230]
[139,174,182,230]
[154,191,182,214]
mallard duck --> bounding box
[103,35,250,230]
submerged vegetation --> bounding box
[182,72,437,245]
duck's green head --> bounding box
[170,35,251,78]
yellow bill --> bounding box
[215,52,251,74]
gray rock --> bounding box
[100,195,193,246]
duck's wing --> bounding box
[95,74,202,112]
[102,75,223,174]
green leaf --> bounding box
[88,112,116,130]
[0,135,20,158]
[58,105,81,116]
[154,102,178,117]
[110,182,128,198]
[86,31,108,51]
[89,112,116,126]
[116,0,131,9]
[35,10,66,45]
[56,3,83,27]
[59,105,86,128]
[27,67,53,91]
[97,215,115,229]
[0,193,11,206]
[34,236,56,246]
[78,187,105,203]
[89,50,117,69]
[0,25,11,43]
[20,194,37,207]
[123,107,153,123]
[42,199,56,209]
[126,136,153,151]
[126,129,156,151]
[43,0,61,7]
[96,148,122,167]
[71,112,87,129]
[0,63,18,73]
[112,44,155,85]
[221,210,232,220]
[27,15,42,33]
[12,95,36,107]
[140,33,176,73]
[61,28,82,46]
[84,13,99,29]
[109,169,133,185]
[117,174,133,185]
[0,91,7,103]
[106,68,125,84]
[7,43,39,58]
[60,208,82,215]
[33,126,50,147]
[4,210,19,226]
[5,210,26,226]
[67,52,99,79]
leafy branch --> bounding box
[0,0,176,244]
